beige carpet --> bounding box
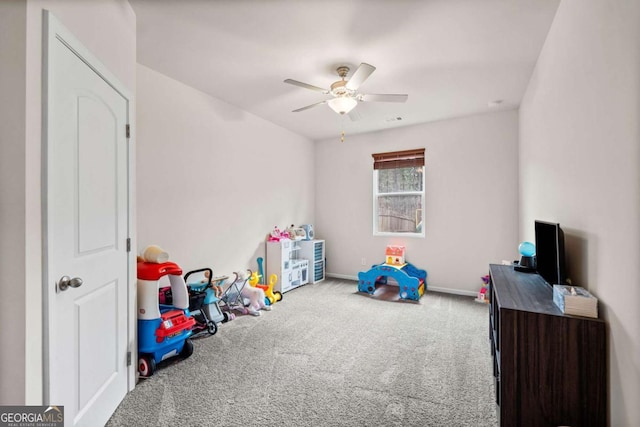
[107,278,497,426]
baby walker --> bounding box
[137,261,195,377]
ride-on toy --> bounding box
[255,257,282,305]
[137,261,195,377]
[249,271,282,305]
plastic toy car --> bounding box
[137,261,195,377]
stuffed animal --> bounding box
[238,270,271,316]
[268,226,291,242]
[268,226,282,242]
[286,224,306,241]
[140,245,169,263]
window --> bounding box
[372,149,425,236]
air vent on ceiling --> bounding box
[385,116,403,122]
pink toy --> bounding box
[475,275,490,303]
[267,226,291,242]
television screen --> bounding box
[534,220,567,286]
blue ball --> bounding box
[519,241,536,257]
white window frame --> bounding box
[372,168,425,238]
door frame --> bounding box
[42,9,136,404]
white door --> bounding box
[44,13,130,427]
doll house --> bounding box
[385,245,405,266]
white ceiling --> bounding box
[130,0,560,141]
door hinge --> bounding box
[125,124,130,139]
[126,238,131,252]
[126,351,132,366]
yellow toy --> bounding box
[248,270,261,286]
[249,272,283,305]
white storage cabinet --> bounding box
[300,239,325,283]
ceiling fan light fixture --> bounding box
[327,96,357,115]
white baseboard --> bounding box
[326,273,477,297]
[326,273,358,281]
[427,286,477,297]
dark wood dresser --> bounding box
[488,264,607,426]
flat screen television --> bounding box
[534,220,567,286]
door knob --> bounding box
[58,276,83,292]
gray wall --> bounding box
[0,0,27,405]
[519,1,640,424]
[136,64,315,276]
[315,110,519,295]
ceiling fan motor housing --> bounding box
[336,66,350,78]
[330,80,354,97]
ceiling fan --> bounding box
[284,63,408,115]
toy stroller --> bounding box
[180,268,227,336]
[218,270,252,318]
[159,268,229,337]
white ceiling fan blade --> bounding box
[345,63,376,91]
[284,79,329,94]
[292,100,327,112]
[359,93,408,103]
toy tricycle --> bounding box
[137,261,195,377]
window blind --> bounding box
[372,148,425,170]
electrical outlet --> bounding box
[361,257,366,266]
